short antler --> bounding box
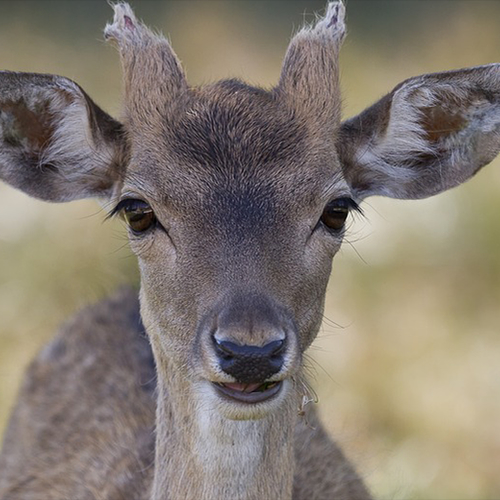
[104,3,187,130]
[278,1,346,130]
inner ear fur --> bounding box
[338,64,500,200]
[0,71,126,202]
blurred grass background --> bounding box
[0,1,499,498]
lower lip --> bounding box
[213,381,283,404]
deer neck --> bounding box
[151,360,299,500]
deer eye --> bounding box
[117,199,157,234]
[320,198,356,232]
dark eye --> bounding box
[118,199,157,234]
[320,198,355,232]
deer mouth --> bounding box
[213,381,283,404]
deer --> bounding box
[0,1,499,499]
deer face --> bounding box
[118,79,352,417]
[2,2,500,420]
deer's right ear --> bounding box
[0,71,126,202]
[338,64,500,201]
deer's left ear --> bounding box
[338,64,500,200]
[0,71,126,202]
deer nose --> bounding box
[214,338,286,384]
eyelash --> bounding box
[107,199,134,219]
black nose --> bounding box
[214,338,286,384]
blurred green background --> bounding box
[0,1,499,498]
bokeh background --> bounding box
[0,1,499,498]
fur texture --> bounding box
[1,1,500,499]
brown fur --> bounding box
[0,289,155,500]
[0,289,369,500]
[1,1,500,499]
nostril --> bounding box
[266,339,285,356]
[214,338,237,360]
